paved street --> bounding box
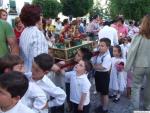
[90,84,130,113]
[89,83,144,113]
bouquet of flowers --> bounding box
[115,61,124,72]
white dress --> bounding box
[109,57,127,92]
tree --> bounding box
[60,0,93,17]
[89,0,110,20]
[32,0,62,18]
[108,0,150,21]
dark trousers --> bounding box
[50,105,64,113]
[72,102,90,113]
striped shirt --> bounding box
[19,26,48,73]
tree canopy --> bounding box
[60,0,93,17]
[32,0,62,18]
[108,0,150,21]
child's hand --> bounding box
[60,69,65,75]
[51,64,61,72]
[59,61,66,65]
[43,102,48,109]
[78,104,83,111]
[55,61,66,68]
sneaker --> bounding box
[113,97,120,103]
[109,94,117,99]
[93,91,97,94]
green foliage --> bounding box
[60,0,94,17]
[32,0,62,18]
[89,0,110,20]
[108,0,150,21]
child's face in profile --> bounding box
[13,64,25,73]
[99,42,109,53]
[32,62,45,80]
[0,87,15,110]
[75,60,86,75]
[74,50,83,62]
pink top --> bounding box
[113,24,128,40]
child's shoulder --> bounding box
[81,76,91,87]
[104,52,111,59]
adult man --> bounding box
[98,21,119,46]
[0,19,19,57]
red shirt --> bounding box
[14,28,24,41]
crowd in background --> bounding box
[1,3,150,113]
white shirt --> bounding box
[128,26,139,39]
[91,50,112,72]
[21,81,47,113]
[98,25,118,46]
[0,101,35,113]
[65,71,91,105]
[19,26,48,73]
[120,43,131,59]
[34,76,66,108]
[55,22,62,34]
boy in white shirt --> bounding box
[62,59,92,113]
[91,38,111,113]
[31,53,66,112]
[0,54,48,113]
[0,71,35,113]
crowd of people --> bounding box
[0,3,150,113]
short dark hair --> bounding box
[0,71,29,98]
[83,59,93,73]
[113,45,122,57]
[55,17,60,22]
[20,4,42,26]
[34,53,54,71]
[103,21,111,26]
[100,38,111,47]
[116,17,124,24]
[93,15,99,20]
[62,19,68,26]
[79,48,92,61]
[0,54,24,73]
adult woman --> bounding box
[125,14,150,111]
[19,4,48,73]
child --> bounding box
[109,45,127,103]
[31,53,66,111]
[0,54,25,74]
[120,37,131,59]
[120,37,132,98]
[61,47,92,112]
[63,59,92,113]
[91,38,111,113]
[0,71,35,113]
[0,54,48,113]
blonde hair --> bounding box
[14,17,21,26]
[139,14,150,39]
